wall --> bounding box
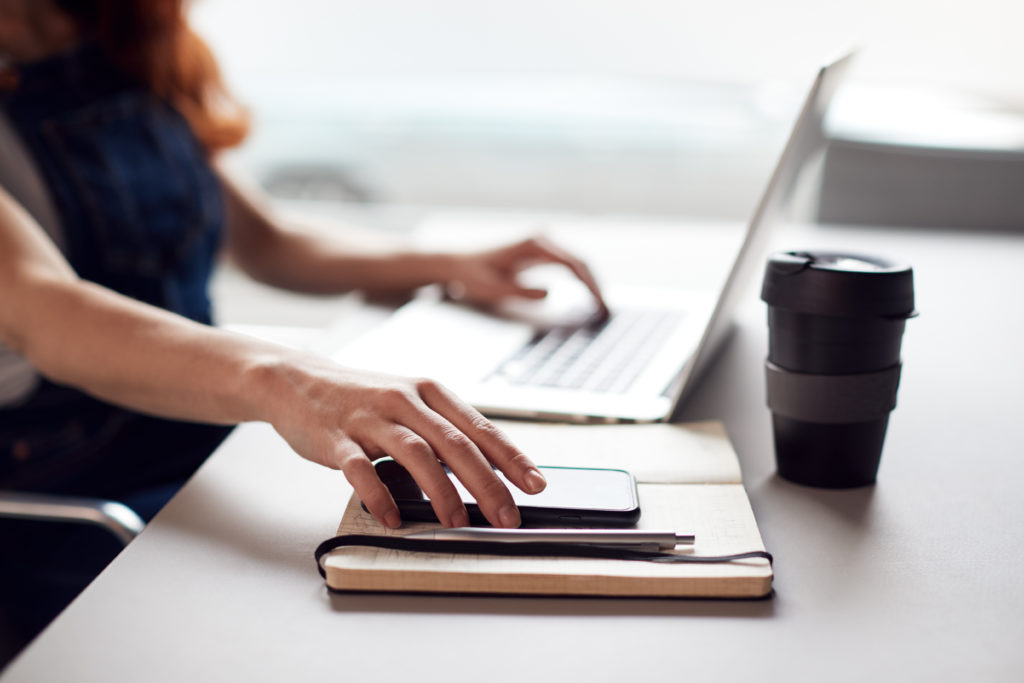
[192,1,1023,217]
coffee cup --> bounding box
[761,251,916,488]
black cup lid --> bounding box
[761,251,916,318]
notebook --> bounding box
[330,54,852,423]
[319,420,773,598]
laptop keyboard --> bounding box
[487,308,685,394]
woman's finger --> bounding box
[333,438,401,528]
[376,423,471,528]
[414,378,546,499]
[512,237,608,313]
[473,275,548,303]
[392,386,527,529]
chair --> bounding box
[0,490,143,546]
[0,491,145,667]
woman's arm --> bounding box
[218,166,607,309]
[0,187,545,529]
[218,166,449,294]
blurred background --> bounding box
[192,0,1024,225]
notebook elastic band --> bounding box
[315,534,772,579]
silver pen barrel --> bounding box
[406,528,695,549]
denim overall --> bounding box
[0,45,240,647]
[0,44,232,509]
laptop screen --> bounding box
[668,52,856,411]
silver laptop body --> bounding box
[332,54,853,423]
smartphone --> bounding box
[369,458,641,527]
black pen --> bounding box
[406,528,695,549]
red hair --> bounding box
[57,0,249,153]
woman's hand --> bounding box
[267,355,547,529]
[441,236,608,315]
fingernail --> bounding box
[524,469,547,494]
[384,511,401,529]
[451,509,470,528]
[499,505,521,529]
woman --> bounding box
[0,0,606,531]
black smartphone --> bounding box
[369,458,641,527]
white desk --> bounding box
[4,222,1024,682]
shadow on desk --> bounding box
[327,589,777,619]
[754,474,877,526]
[747,473,879,583]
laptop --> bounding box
[331,54,853,423]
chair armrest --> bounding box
[0,491,144,546]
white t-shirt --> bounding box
[0,110,66,407]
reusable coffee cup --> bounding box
[760,251,915,488]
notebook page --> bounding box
[495,420,742,485]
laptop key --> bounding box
[489,308,684,394]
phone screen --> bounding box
[448,466,637,512]
[374,459,640,526]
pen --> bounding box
[405,528,695,549]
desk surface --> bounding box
[4,220,1024,682]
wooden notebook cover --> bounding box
[322,421,772,598]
